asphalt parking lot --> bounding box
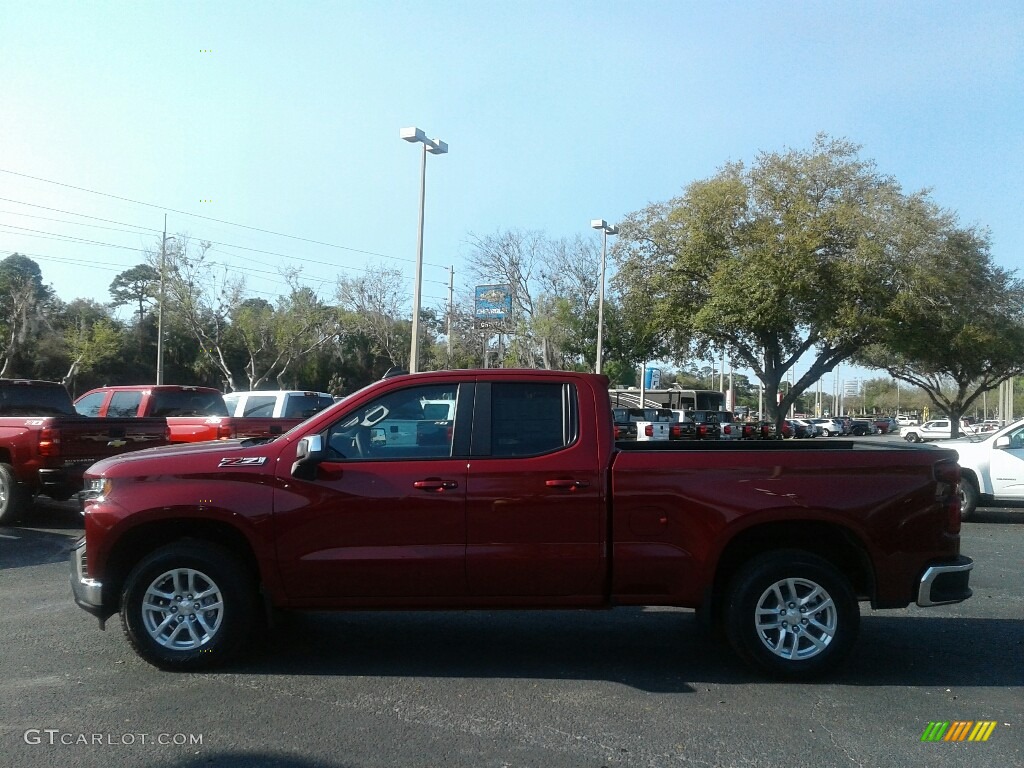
[1,494,1021,768]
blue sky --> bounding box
[2,1,1022,384]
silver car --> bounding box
[810,418,845,437]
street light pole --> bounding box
[589,219,617,375]
[401,126,448,374]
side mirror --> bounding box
[994,436,1011,449]
[292,434,325,480]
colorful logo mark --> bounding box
[921,721,997,742]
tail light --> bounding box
[614,425,622,439]
[670,424,682,439]
[645,424,653,437]
[697,424,708,438]
[935,459,962,533]
[217,423,233,440]
[38,427,61,456]
[723,425,732,436]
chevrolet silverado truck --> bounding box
[948,417,1024,519]
[70,370,973,678]
[74,385,304,443]
[0,379,168,524]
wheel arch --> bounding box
[706,520,875,622]
[102,519,262,612]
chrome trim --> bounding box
[917,559,974,607]
[73,540,104,608]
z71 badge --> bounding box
[218,457,268,467]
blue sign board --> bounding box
[474,284,512,321]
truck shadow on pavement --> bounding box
[971,505,1024,524]
[237,609,1023,691]
[0,500,82,569]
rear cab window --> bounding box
[473,382,578,457]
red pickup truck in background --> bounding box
[0,379,168,524]
[74,385,303,443]
[71,370,972,678]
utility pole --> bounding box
[446,265,454,368]
[156,214,167,385]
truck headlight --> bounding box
[80,478,112,514]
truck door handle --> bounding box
[413,479,459,491]
[545,479,589,490]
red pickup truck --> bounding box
[74,385,303,443]
[0,379,168,524]
[70,370,972,678]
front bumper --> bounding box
[69,537,114,623]
[916,555,974,607]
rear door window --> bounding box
[108,391,142,418]
[476,382,577,457]
[242,396,277,417]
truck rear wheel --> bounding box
[0,463,29,525]
[120,541,257,671]
[725,550,859,679]
[959,477,979,521]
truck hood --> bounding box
[86,437,281,477]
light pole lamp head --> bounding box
[428,139,448,155]
[591,219,619,235]
[400,126,426,143]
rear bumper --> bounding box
[69,537,115,622]
[38,466,86,500]
[916,555,974,607]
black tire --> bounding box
[0,463,30,526]
[905,432,921,443]
[120,541,257,671]
[725,550,859,679]
[959,477,979,521]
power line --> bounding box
[0,220,449,291]
[0,200,450,286]
[0,169,449,269]
[0,208,160,237]
[0,248,450,306]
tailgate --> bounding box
[51,416,169,464]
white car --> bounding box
[949,418,1024,518]
[810,418,844,436]
[900,419,978,443]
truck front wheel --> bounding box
[0,463,29,525]
[725,551,859,679]
[120,541,257,671]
